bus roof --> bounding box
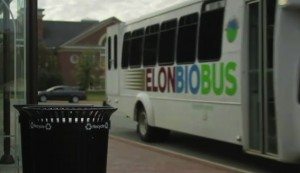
[125,0,203,26]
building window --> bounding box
[100,36,106,57]
[70,54,80,64]
[130,28,144,68]
[100,47,105,57]
[158,19,177,65]
[122,32,131,69]
[177,13,198,64]
[198,0,225,61]
[143,24,159,67]
[100,37,106,46]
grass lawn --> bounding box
[86,90,106,101]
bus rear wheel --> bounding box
[137,107,170,142]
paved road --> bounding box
[110,111,300,173]
[38,101,300,172]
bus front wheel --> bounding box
[137,108,170,142]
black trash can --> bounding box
[14,105,116,173]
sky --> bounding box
[38,0,189,22]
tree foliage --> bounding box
[37,43,62,90]
[76,50,100,90]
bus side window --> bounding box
[177,13,198,64]
[198,0,225,61]
[108,36,112,70]
[143,24,159,67]
[158,19,177,65]
[122,32,131,69]
[114,35,118,69]
[130,28,144,68]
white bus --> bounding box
[105,0,300,163]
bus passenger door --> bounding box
[246,0,277,156]
[106,25,121,97]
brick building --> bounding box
[38,9,120,88]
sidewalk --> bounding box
[0,136,245,173]
[107,136,244,173]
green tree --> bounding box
[38,43,62,90]
[76,51,99,90]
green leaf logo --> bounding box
[226,18,239,43]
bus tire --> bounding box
[137,107,170,142]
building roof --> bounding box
[42,17,121,48]
[43,20,99,48]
